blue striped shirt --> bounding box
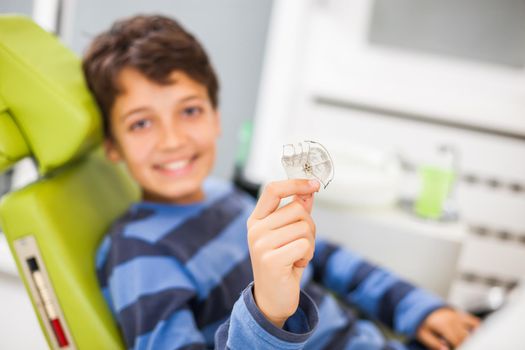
[96,178,444,349]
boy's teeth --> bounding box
[162,159,189,170]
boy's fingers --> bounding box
[418,329,448,350]
[259,220,315,251]
[434,324,463,348]
[251,180,319,221]
[461,313,480,330]
[262,200,315,232]
[294,193,315,213]
[457,328,471,345]
[271,237,313,267]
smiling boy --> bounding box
[106,67,219,204]
[83,14,478,350]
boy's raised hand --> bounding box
[247,179,320,328]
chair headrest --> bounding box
[0,15,102,175]
[0,97,30,172]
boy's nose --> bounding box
[158,125,187,150]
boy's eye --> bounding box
[129,119,151,131]
[182,106,203,118]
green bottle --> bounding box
[414,145,458,220]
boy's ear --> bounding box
[104,138,122,163]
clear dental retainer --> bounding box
[281,140,334,189]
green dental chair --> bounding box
[0,15,138,349]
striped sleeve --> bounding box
[104,251,207,349]
[312,238,445,337]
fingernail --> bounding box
[309,180,320,190]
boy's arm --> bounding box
[104,253,208,349]
[215,179,321,349]
[311,239,444,337]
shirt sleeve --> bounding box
[215,282,319,349]
[311,238,445,337]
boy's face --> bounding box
[107,68,220,204]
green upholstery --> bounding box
[0,15,139,349]
[0,150,138,349]
[0,15,101,174]
[0,100,29,172]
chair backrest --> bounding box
[0,15,139,349]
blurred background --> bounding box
[1,0,524,348]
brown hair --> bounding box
[82,14,219,137]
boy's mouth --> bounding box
[154,155,198,176]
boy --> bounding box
[83,15,479,350]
